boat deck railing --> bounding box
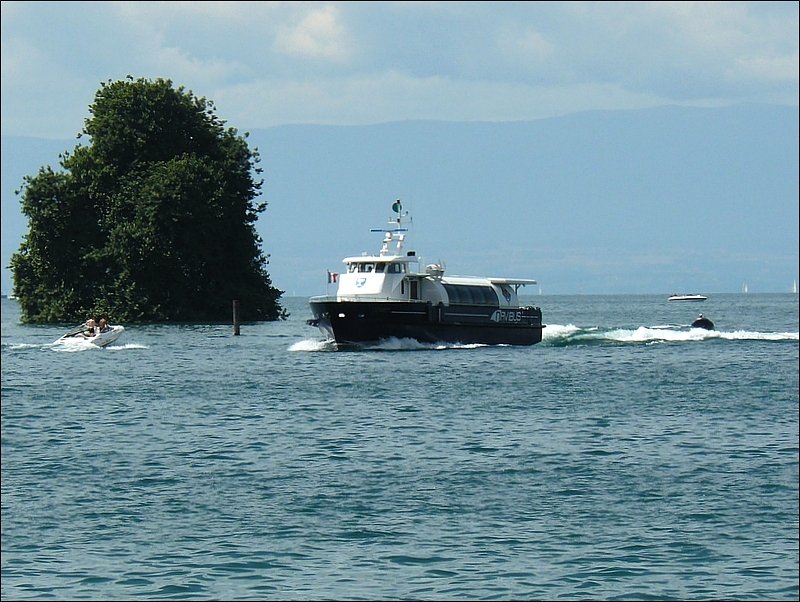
[309,295,428,303]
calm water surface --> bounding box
[2,294,798,600]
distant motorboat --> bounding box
[668,294,707,302]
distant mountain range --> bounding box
[2,103,798,297]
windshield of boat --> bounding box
[347,261,405,273]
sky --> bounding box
[2,1,798,139]
[1,1,798,297]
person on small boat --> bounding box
[98,318,111,333]
[82,318,98,338]
[691,313,714,330]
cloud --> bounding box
[555,1,799,98]
[735,52,799,83]
[1,1,797,139]
[212,70,676,128]
[273,5,351,62]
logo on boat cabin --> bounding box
[355,278,367,288]
[490,309,523,323]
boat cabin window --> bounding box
[386,263,405,274]
[375,262,386,273]
[348,262,381,273]
[443,284,499,306]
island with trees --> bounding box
[10,77,284,323]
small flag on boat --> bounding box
[392,199,402,213]
[327,270,339,283]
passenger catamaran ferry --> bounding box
[307,201,544,347]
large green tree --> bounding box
[11,77,285,323]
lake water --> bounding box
[2,294,798,600]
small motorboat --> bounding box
[55,322,125,347]
[668,294,708,302]
[691,314,714,330]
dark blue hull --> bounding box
[308,299,544,346]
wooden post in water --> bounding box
[232,299,240,335]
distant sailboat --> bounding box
[741,281,749,294]
[793,280,797,294]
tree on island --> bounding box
[11,77,285,323]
